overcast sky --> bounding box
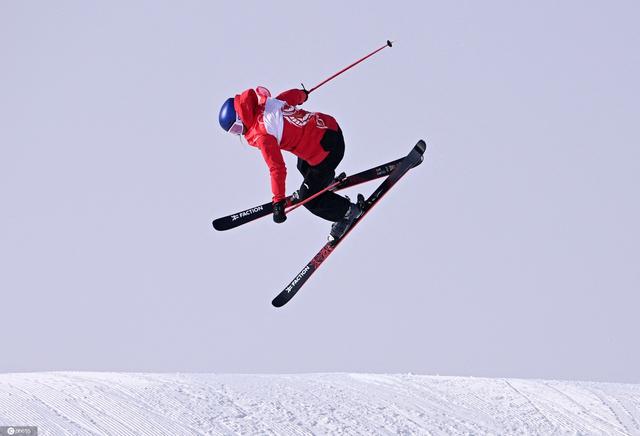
[1,1,639,383]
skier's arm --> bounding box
[276,89,308,106]
[257,135,287,203]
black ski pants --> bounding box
[296,128,351,222]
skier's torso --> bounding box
[245,95,338,166]
[234,87,339,202]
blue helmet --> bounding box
[218,97,236,131]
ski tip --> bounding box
[272,286,302,307]
[412,154,425,168]
[212,220,226,231]
[271,296,286,308]
[415,139,427,154]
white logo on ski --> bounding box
[285,265,311,293]
[231,205,264,221]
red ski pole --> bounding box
[303,40,393,94]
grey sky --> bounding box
[1,1,639,383]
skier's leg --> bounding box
[296,160,347,221]
[295,158,332,200]
[297,128,351,222]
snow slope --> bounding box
[0,372,639,435]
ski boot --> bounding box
[328,194,366,243]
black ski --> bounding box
[272,140,427,307]
[212,156,422,231]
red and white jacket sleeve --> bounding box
[276,89,308,106]
[256,135,287,203]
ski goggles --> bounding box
[228,115,245,136]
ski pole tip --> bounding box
[386,40,393,47]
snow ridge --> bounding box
[0,372,639,435]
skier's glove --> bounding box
[273,200,287,223]
[300,89,309,103]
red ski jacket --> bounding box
[233,87,339,202]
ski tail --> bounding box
[272,140,427,308]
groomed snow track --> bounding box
[1,372,639,435]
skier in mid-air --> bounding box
[218,86,362,240]
[212,42,426,307]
